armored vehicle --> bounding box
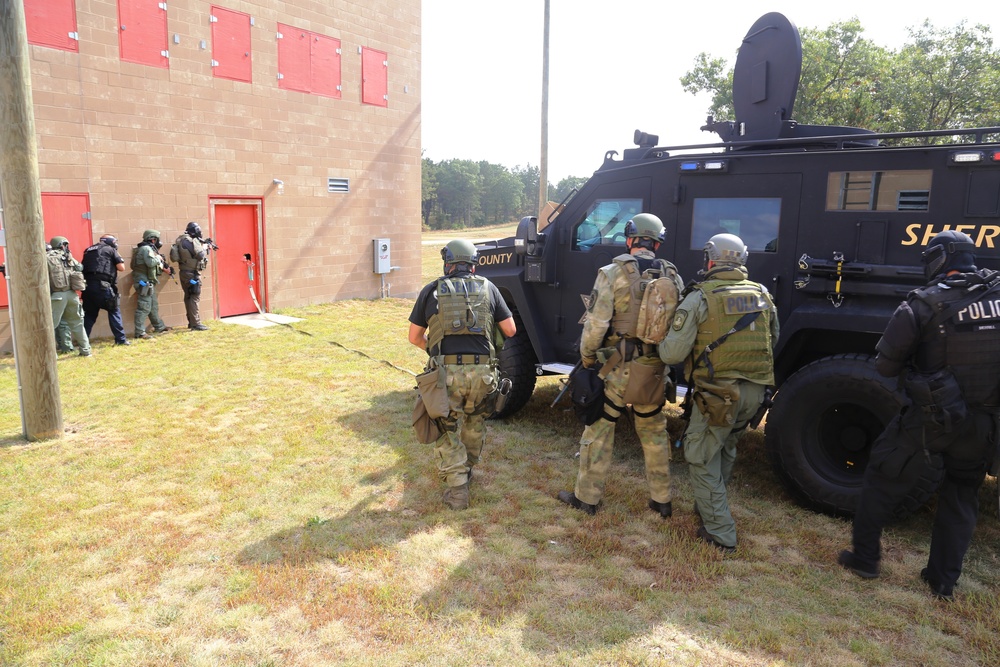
[475,12,1000,517]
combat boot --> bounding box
[920,568,954,601]
[837,550,879,579]
[443,483,470,510]
[649,499,673,518]
[557,491,597,516]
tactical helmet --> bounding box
[49,236,69,251]
[100,235,118,248]
[441,239,478,266]
[922,230,976,279]
[143,229,161,242]
[185,222,202,238]
[623,213,665,243]
[704,233,748,267]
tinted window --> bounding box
[826,170,931,211]
[573,198,643,251]
[690,198,780,253]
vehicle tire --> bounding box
[493,328,538,419]
[765,353,942,518]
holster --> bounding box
[903,368,968,435]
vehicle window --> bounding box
[690,198,780,253]
[826,170,932,211]
[573,198,643,251]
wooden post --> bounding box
[537,0,550,218]
[0,0,64,440]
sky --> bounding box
[421,1,999,184]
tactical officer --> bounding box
[47,236,92,357]
[80,234,128,345]
[659,233,778,553]
[132,230,173,339]
[838,230,1000,601]
[558,213,683,517]
[408,239,517,510]
[172,222,210,330]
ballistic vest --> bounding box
[47,249,73,292]
[173,235,206,272]
[692,274,775,384]
[425,274,495,358]
[911,271,1000,406]
[131,242,161,278]
[82,243,117,281]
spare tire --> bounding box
[765,353,943,518]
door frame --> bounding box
[208,198,267,317]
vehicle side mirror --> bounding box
[515,216,545,257]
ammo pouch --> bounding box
[570,364,605,426]
[622,361,668,406]
[186,277,202,296]
[416,366,450,419]
[411,395,442,444]
[693,379,741,427]
[903,368,968,435]
[69,272,87,291]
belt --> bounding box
[611,338,654,361]
[442,354,487,365]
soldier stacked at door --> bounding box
[80,234,129,345]
[558,213,683,518]
[132,229,173,339]
[171,222,210,331]
[659,233,778,553]
[838,230,1000,601]
[408,239,517,510]
[47,236,92,357]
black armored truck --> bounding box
[474,13,1000,517]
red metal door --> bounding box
[213,203,261,317]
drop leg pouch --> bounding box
[416,366,451,419]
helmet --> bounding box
[922,230,976,279]
[143,229,161,242]
[49,236,69,251]
[441,239,478,266]
[100,235,118,248]
[624,213,665,243]
[185,222,202,238]
[704,233,748,267]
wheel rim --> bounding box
[806,400,885,485]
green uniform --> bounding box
[659,265,779,548]
[573,249,683,506]
[48,250,91,356]
[132,242,167,334]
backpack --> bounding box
[169,240,180,264]
[47,249,71,292]
[635,263,681,344]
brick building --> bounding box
[1,0,422,351]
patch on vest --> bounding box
[583,290,597,313]
[723,293,768,315]
[672,309,689,331]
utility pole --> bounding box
[0,0,64,440]
[537,0,550,218]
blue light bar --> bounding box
[679,162,700,171]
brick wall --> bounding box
[0,0,421,350]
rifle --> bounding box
[747,387,774,431]
[203,237,220,252]
[158,254,177,283]
[551,360,583,408]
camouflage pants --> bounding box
[434,363,497,487]
[574,359,671,506]
[683,380,766,548]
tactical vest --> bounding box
[174,235,206,271]
[607,254,675,341]
[47,249,72,292]
[692,278,775,384]
[911,276,1000,406]
[82,243,116,281]
[425,274,495,358]
[131,242,159,277]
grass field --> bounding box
[1,235,998,666]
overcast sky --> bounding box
[421,1,999,184]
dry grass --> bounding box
[1,235,998,667]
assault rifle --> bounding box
[551,360,583,408]
[157,254,177,283]
[203,237,219,252]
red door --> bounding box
[213,203,262,317]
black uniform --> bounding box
[81,241,127,344]
[850,267,1000,596]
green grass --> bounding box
[1,236,998,666]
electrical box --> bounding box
[373,238,391,274]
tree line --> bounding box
[421,158,587,230]
[424,19,1000,230]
